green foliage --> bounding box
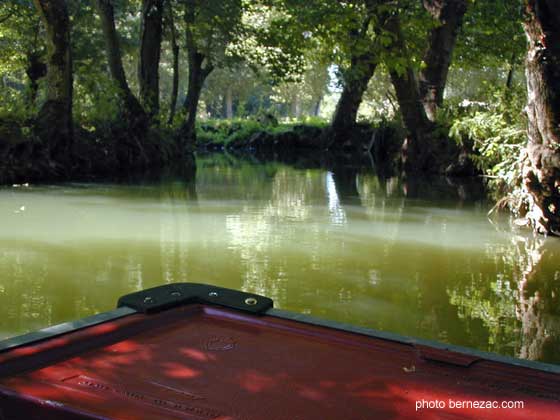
[449,88,526,189]
[73,72,122,129]
[197,119,264,144]
[186,0,244,68]
[0,0,533,183]
[0,1,39,74]
[456,0,525,68]
[0,82,35,120]
[231,1,311,82]
[196,117,328,145]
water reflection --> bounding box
[0,154,558,364]
[325,172,347,225]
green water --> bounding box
[1,155,559,364]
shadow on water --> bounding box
[0,152,558,365]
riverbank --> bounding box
[0,115,195,185]
[1,116,477,186]
[196,119,477,177]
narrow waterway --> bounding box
[1,154,559,364]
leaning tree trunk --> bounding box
[139,0,164,121]
[521,0,560,235]
[385,15,436,173]
[327,1,391,148]
[94,0,147,127]
[330,55,377,134]
[32,0,73,162]
[419,0,468,121]
[177,0,213,150]
[178,50,213,148]
[94,0,149,166]
[328,9,378,147]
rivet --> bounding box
[245,297,258,306]
[143,296,154,304]
[208,291,218,297]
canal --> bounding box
[1,154,558,364]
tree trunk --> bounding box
[32,0,73,160]
[386,15,436,173]
[25,51,46,106]
[139,0,164,121]
[225,86,233,119]
[313,95,322,117]
[25,20,45,107]
[506,51,517,90]
[521,0,560,235]
[419,0,468,121]
[179,50,213,147]
[178,0,213,149]
[291,95,302,119]
[167,0,180,125]
[94,0,147,125]
[330,55,377,135]
[327,2,387,147]
[94,0,149,166]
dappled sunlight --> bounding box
[1,306,559,419]
[107,340,142,354]
[161,362,201,379]
[295,384,326,401]
[180,347,216,362]
[235,370,280,393]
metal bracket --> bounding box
[117,283,274,315]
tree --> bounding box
[0,1,45,109]
[329,5,379,139]
[270,63,329,118]
[309,0,391,144]
[178,0,214,146]
[94,0,148,132]
[138,0,164,121]
[177,0,243,149]
[165,0,180,124]
[93,0,150,166]
[521,0,560,235]
[383,12,436,172]
[32,0,73,161]
[448,0,525,103]
[202,64,263,118]
[419,0,468,121]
